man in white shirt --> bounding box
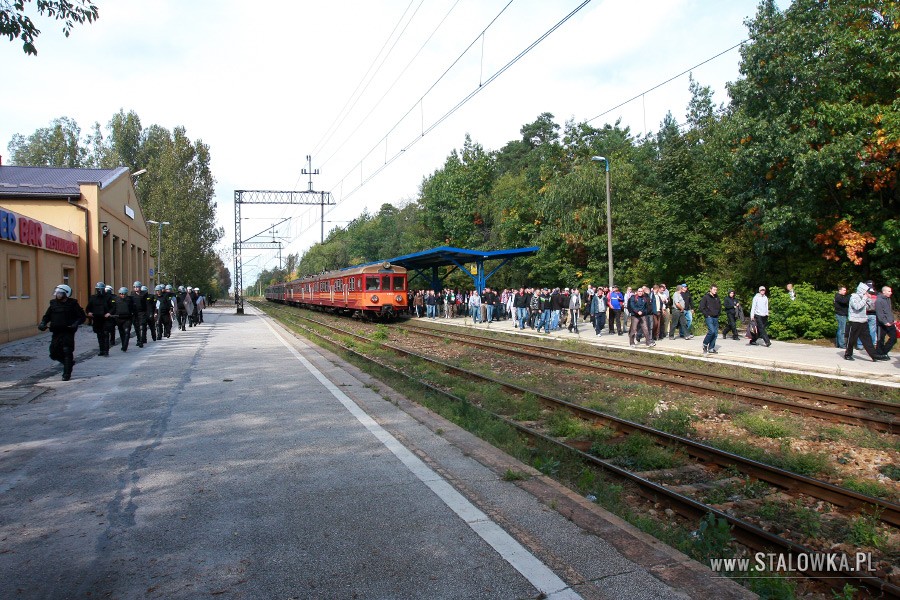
[749,286,771,347]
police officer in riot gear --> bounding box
[38,284,86,380]
[142,285,157,342]
[86,281,113,356]
[175,285,189,331]
[104,284,116,347]
[156,285,174,339]
[131,281,150,347]
[113,287,137,351]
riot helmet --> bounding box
[54,284,72,298]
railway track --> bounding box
[397,321,899,433]
[258,303,900,597]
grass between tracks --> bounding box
[259,304,900,598]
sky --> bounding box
[1,0,787,285]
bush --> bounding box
[765,283,835,340]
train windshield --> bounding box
[365,276,380,291]
[392,276,405,291]
[381,275,391,290]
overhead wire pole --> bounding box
[233,188,334,314]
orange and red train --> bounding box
[265,262,408,318]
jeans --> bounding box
[867,315,877,348]
[469,305,480,323]
[593,312,606,334]
[486,305,494,323]
[538,309,552,333]
[517,307,528,329]
[426,304,436,319]
[550,310,560,330]
[703,316,719,350]
[685,310,694,333]
[835,314,847,348]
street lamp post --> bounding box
[146,219,171,286]
[591,156,614,289]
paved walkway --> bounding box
[422,313,900,386]
[0,306,753,599]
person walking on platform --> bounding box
[590,286,607,335]
[845,282,889,361]
[37,284,86,381]
[175,286,190,331]
[875,286,896,357]
[113,287,137,351]
[145,286,158,342]
[156,285,174,339]
[700,285,722,354]
[608,286,624,335]
[834,285,849,349]
[669,284,689,339]
[104,284,117,348]
[131,281,150,347]
[627,287,654,347]
[86,281,113,356]
[721,290,741,340]
[567,287,581,334]
[748,286,772,347]
[194,288,206,324]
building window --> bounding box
[62,266,75,298]
[8,258,31,299]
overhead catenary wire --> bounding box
[276,8,752,267]
[317,0,462,172]
[299,0,419,189]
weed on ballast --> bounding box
[734,410,798,438]
[590,433,684,471]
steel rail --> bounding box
[282,309,900,529]
[398,322,899,431]
[261,304,900,599]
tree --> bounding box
[726,0,900,285]
[1,0,99,55]
[7,116,84,166]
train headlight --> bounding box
[371,295,379,303]
[395,295,403,303]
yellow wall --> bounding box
[0,171,152,343]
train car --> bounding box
[265,262,408,319]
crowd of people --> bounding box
[38,281,207,380]
[409,280,896,363]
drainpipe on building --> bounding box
[67,197,91,303]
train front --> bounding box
[362,264,408,318]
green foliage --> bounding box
[651,407,696,437]
[734,410,798,438]
[693,513,733,562]
[847,510,886,549]
[842,477,893,500]
[590,433,683,471]
[1,0,99,55]
[7,110,225,290]
[880,464,900,481]
[766,284,836,340]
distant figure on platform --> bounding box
[721,290,741,341]
[845,282,888,362]
[38,284,86,381]
[748,286,771,347]
[875,286,895,357]
[786,283,796,301]
[833,285,849,349]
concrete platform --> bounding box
[422,313,900,387]
[0,307,753,599]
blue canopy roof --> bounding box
[352,245,540,292]
[380,245,539,270]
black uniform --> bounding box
[112,294,137,351]
[86,291,113,355]
[39,297,86,380]
[131,290,151,346]
[156,292,174,339]
[176,291,188,331]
